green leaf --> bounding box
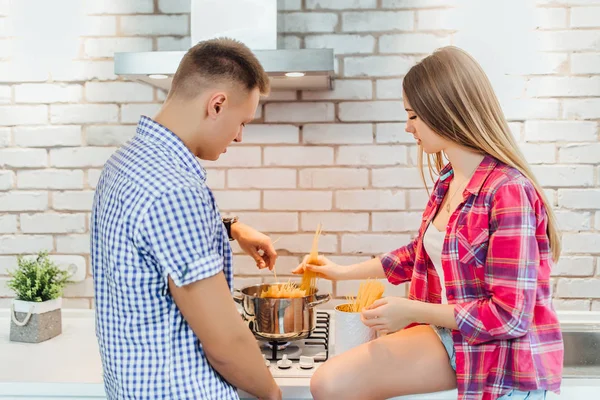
[6,251,73,302]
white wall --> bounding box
[0,0,599,310]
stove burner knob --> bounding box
[277,354,292,370]
[299,356,314,370]
[262,354,270,367]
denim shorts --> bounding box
[431,326,547,400]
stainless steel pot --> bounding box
[233,283,331,342]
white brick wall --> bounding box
[562,234,600,254]
[535,7,567,29]
[527,77,600,97]
[158,0,191,13]
[84,38,153,58]
[15,84,82,103]
[342,11,413,32]
[281,13,338,33]
[120,15,189,36]
[337,145,407,165]
[120,104,162,123]
[0,235,53,255]
[14,126,82,147]
[380,34,451,53]
[304,35,375,55]
[52,191,95,211]
[0,215,17,233]
[51,105,119,124]
[337,190,406,210]
[301,212,369,232]
[86,126,135,146]
[0,171,14,190]
[552,257,595,277]
[570,6,600,27]
[212,191,261,211]
[531,165,594,187]
[228,169,297,189]
[563,99,600,119]
[556,210,592,231]
[0,149,47,168]
[303,80,373,100]
[241,125,299,144]
[0,105,48,126]
[84,0,154,14]
[264,191,333,210]
[344,56,412,77]
[376,79,403,99]
[572,54,600,74]
[524,121,597,142]
[85,82,154,103]
[50,61,116,82]
[342,234,411,253]
[299,168,369,188]
[56,234,90,254]
[264,146,334,166]
[20,213,86,234]
[0,192,48,211]
[17,170,84,189]
[339,101,405,121]
[306,0,376,9]
[303,123,373,144]
[372,212,422,232]
[0,0,598,309]
[264,102,335,122]
[49,148,116,168]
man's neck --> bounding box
[154,102,202,157]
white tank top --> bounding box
[423,223,447,304]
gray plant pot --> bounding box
[10,298,62,343]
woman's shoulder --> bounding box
[484,158,540,205]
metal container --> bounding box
[234,283,330,342]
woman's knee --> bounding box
[310,363,342,400]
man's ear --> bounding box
[207,93,227,119]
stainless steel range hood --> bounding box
[114,0,334,91]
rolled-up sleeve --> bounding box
[138,186,223,287]
[454,181,539,345]
[381,237,418,285]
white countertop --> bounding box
[1,308,600,399]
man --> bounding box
[90,38,281,400]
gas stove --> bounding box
[257,311,331,378]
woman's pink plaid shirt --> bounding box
[381,155,563,400]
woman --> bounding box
[294,47,563,400]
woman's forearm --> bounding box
[341,257,386,280]
[412,302,459,330]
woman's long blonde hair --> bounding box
[403,46,561,262]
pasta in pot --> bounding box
[260,223,322,298]
[260,281,306,298]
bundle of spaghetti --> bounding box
[260,280,306,298]
[345,279,385,312]
[300,223,322,294]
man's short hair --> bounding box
[169,37,270,98]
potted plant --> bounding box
[7,251,72,343]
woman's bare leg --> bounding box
[311,325,457,400]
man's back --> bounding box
[91,116,238,399]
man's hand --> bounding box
[231,222,278,270]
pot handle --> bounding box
[308,293,331,308]
[233,289,243,304]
